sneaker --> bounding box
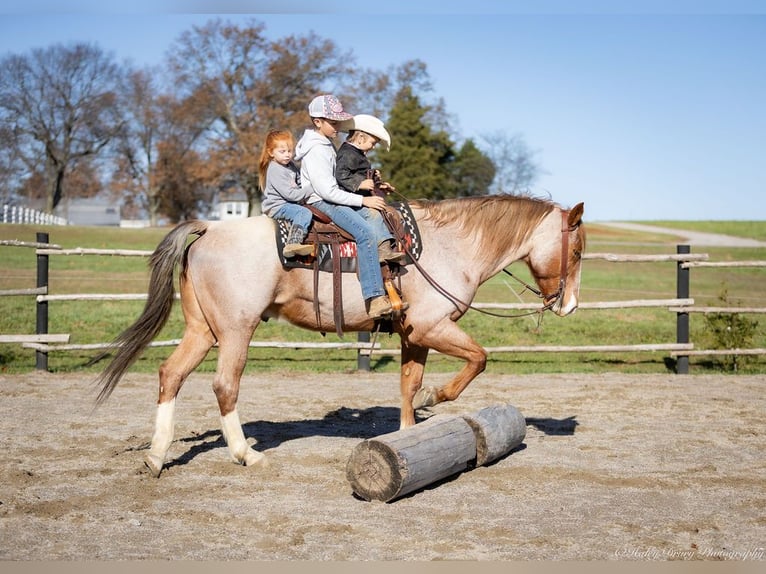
[283,243,314,258]
[366,295,393,319]
[378,243,405,263]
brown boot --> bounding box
[283,242,313,258]
[366,295,393,319]
[283,224,313,258]
[378,241,405,263]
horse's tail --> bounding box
[93,220,210,406]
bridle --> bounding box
[397,207,578,320]
[505,209,576,315]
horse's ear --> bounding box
[568,202,584,228]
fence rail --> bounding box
[2,231,765,373]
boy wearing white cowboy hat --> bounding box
[336,114,396,199]
[335,114,402,266]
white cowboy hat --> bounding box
[342,114,391,150]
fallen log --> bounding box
[346,414,476,502]
[346,404,528,502]
[461,403,527,466]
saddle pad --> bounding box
[275,201,422,272]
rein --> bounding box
[391,204,574,321]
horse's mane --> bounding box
[410,193,556,262]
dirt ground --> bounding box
[0,369,764,561]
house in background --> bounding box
[214,184,251,221]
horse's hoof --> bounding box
[412,386,438,409]
[144,453,164,478]
[243,448,269,469]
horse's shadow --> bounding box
[161,409,578,472]
[163,405,403,471]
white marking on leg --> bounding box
[220,409,268,468]
[145,399,175,475]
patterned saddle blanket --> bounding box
[274,201,422,272]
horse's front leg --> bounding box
[399,342,430,428]
[411,321,487,413]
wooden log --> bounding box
[461,404,527,466]
[346,414,476,502]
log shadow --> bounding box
[525,415,578,435]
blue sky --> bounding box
[0,1,764,222]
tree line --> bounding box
[0,17,541,225]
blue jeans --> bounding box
[311,201,389,301]
[269,203,313,231]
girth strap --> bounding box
[308,227,345,337]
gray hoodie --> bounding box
[260,161,307,217]
[294,129,364,207]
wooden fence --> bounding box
[2,231,765,374]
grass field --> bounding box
[1,219,765,376]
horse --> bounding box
[94,194,586,477]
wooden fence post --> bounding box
[676,244,690,374]
[35,232,49,371]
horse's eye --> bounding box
[573,249,581,260]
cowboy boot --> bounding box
[378,240,405,263]
[366,295,393,319]
[283,224,313,258]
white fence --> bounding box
[2,205,68,226]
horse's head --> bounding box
[526,202,586,317]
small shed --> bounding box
[216,187,250,221]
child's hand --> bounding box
[358,178,375,191]
[379,182,396,194]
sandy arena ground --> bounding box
[0,369,764,561]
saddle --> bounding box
[274,201,422,337]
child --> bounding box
[259,130,314,258]
[335,114,396,198]
[336,114,401,264]
[295,95,404,319]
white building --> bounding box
[215,186,250,221]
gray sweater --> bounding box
[260,161,309,217]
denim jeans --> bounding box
[269,203,313,231]
[311,201,388,301]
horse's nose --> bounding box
[556,296,578,316]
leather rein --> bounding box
[397,207,575,320]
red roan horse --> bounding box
[94,194,585,477]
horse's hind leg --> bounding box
[145,321,215,477]
[213,334,268,469]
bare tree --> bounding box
[165,18,353,215]
[0,43,124,212]
[111,66,211,225]
[480,131,543,194]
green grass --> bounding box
[644,220,766,242]
[1,221,764,376]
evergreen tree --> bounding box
[379,87,496,199]
[450,138,496,197]
[379,87,455,200]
